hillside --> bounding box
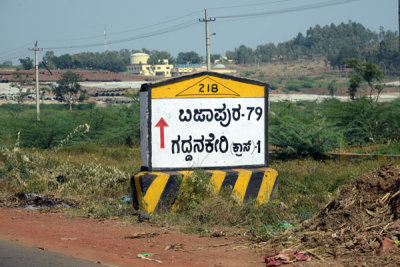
[226,21,398,72]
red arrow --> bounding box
[155,117,169,149]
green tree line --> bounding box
[226,22,398,72]
[14,49,204,72]
[8,21,398,73]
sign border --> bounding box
[140,71,269,172]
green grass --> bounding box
[0,103,140,148]
[0,137,395,238]
[1,101,399,238]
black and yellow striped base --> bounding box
[131,168,278,214]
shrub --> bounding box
[320,98,400,145]
[0,103,141,148]
[269,114,342,159]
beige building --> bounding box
[126,53,173,77]
[154,59,173,77]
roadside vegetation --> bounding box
[0,98,399,239]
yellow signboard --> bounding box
[151,74,265,99]
[140,72,269,171]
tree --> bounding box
[347,73,361,100]
[11,74,32,105]
[0,61,13,68]
[327,80,338,96]
[19,57,33,70]
[54,71,83,110]
[147,50,175,65]
[210,54,221,63]
[176,51,201,64]
[343,58,384,103]
[234,45,254,64]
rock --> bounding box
[378,238,397,255]
[138,212,151,222]
[278,201,288,210]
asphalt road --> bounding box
[0,239,103,267]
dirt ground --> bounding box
[0,208,266,267]
[1,165,400,266]
[265,165,400,267]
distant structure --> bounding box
[126,53,236,77]
[126,53,173,77]
[173,64,207,75]
[212,63,237,74]
[104,27,108,52]
[173,63,236,75]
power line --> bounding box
[41,20,199,51]
[207,0,295,10]
[215,0,360,19]
[0,0,363,60]
[0,51,32,63]
[0,41,34,57]
[39,10,203,43]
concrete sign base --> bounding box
[131,168,278,214]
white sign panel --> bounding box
[140,72,268,171]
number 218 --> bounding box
[199,83,218,93]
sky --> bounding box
[0,0,398,64]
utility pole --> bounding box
[104,27,108,52]
[29,41,43,121]
[199,9,215,71]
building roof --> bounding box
[214,64,226,69]
[0,69,160,83]
[131,52,149,57]
[175,64,207,68]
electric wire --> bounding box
[39,10,203,43]
[0,41,34,57]
[214,0,360,19]
[207,0,295,10]
[0,0,363,61]
[0,52,32,63]
[41,20,199,50]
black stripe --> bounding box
[148,86,152,170]
[130,174,140,210]
[244,170,264,200]
[140,173,158,196]
[270,176,279,201]
[219,170,239,194]
[155,172,182,212]
[131,172,158,210]
[265,84,269,167]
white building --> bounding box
[126,53,173,77]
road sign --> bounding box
[140,72,269,171]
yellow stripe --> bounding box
[134,172,145,208]
[151,75,265,99]
[257,168,278,204]
[142,172,170,214]
[209,170,226,194]
[170,171,193,211]
[232,169,252,201]
[177,170,193,185]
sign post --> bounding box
[133,72,277,213]
[140,72,268,171]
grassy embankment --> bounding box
[236,58,400,95]
[0,100,399,238]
